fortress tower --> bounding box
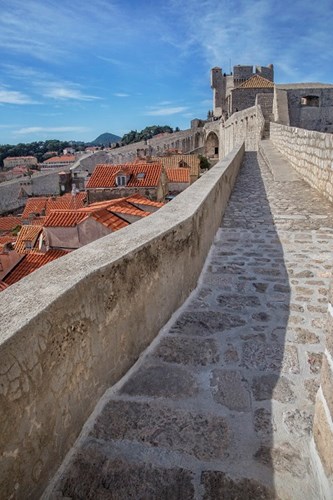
[211,63,274,118]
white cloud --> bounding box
[44,87,101,101]
[113,93,130,97]
[15,126,89,135]
[145,106,188,116]
[0,88,35,104]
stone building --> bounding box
[3,156,37,169]
[273,83,333,133]
[211,63,274,118]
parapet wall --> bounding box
[312,281,333,498]
[221,105,265,157]
[0,144,244,499]
[270,123,333,203]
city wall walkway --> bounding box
[45,147,333,499]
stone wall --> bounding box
[0,143,244,499]
[284,87,333,133]
[311,283,333,498]
[0,169,66,215]
[231,88,273,114]
[221,105,265,157]
[270,123,333,203]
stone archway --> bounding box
[205,131,219,158]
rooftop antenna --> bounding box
[71,183,78,209]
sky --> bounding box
[1,0,333,145]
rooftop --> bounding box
[86,163,163,189]
[236,74,274,89]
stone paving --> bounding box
[47,147,333,499]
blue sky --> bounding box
[1,0,333,145]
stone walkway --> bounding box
[47,148,333,499]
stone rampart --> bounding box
[270,123,333,203]
[0,144,244,499]
[0,169,65,215]
[311,282,333,498]
[221,105,265,157]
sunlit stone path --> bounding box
[46,147,333,499]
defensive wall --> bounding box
[0,144,244,499]
[0,168,66,215]
[220,104,265,157]
[270,123,333,204]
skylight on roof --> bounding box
[137,172,145,179]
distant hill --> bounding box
[90,132,121,146]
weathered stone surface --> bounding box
[313,397,333,478]
[201,471,274,500]
[120,364,198,399]
[304,378,320,404]
[254,408,276,438]
[58,446,195,499]
[294,327,319,344]
[169,311,246,336]
[91,400,231,460]
[210,369,251,411]
[254,443,310,477]
[154,336,219,366]
[252,375,295,403]
[242,342,299,374]
[307,352,323,374]
[320,354,333,416]
[216,295,260,309]
[283,409,313,437]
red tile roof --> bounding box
[0,281,8,292]
[126,194,164,208]
[166,168,190,183]
[46,192,86,214]
[15,225,43,254]
[237,75,274,89]
[0,236,16,246]
[44,210,88,227]
[90,209,129,230]
[86,163,162,189]
[21,197,48,218]
[22,193,86,218]
[0,216,21,232]
[3,250,69,286]
[44,155,76,163]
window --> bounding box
[25,240,32,249]
[116,175,127,186]
[301,96,319,107]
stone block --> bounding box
[154,336,219,366]
[313,396,333,478]
[321,354,333,417]
[201,471,274,500]
[58,444,195,499]
[91,400,231,460]
[210,369,251,411]
[120,363,198,399]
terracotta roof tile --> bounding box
[0,236,16,246]
[45,192,86,214]
[126,194,164,208]
[237,75,274,89]
[152,154,200,178]
[166,168,190,183]
[86,163,162,189]
[44,155,76,163]
[0,281,8,291]
[3,250,69,286]
[44,210,88,227]
[22,197,48,218]
[0,216,21,232]
[15,225,43,254]
[22,193,86,219]
[90,209,129,230]
[109,205,150,218]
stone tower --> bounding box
[210,64,274,118]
